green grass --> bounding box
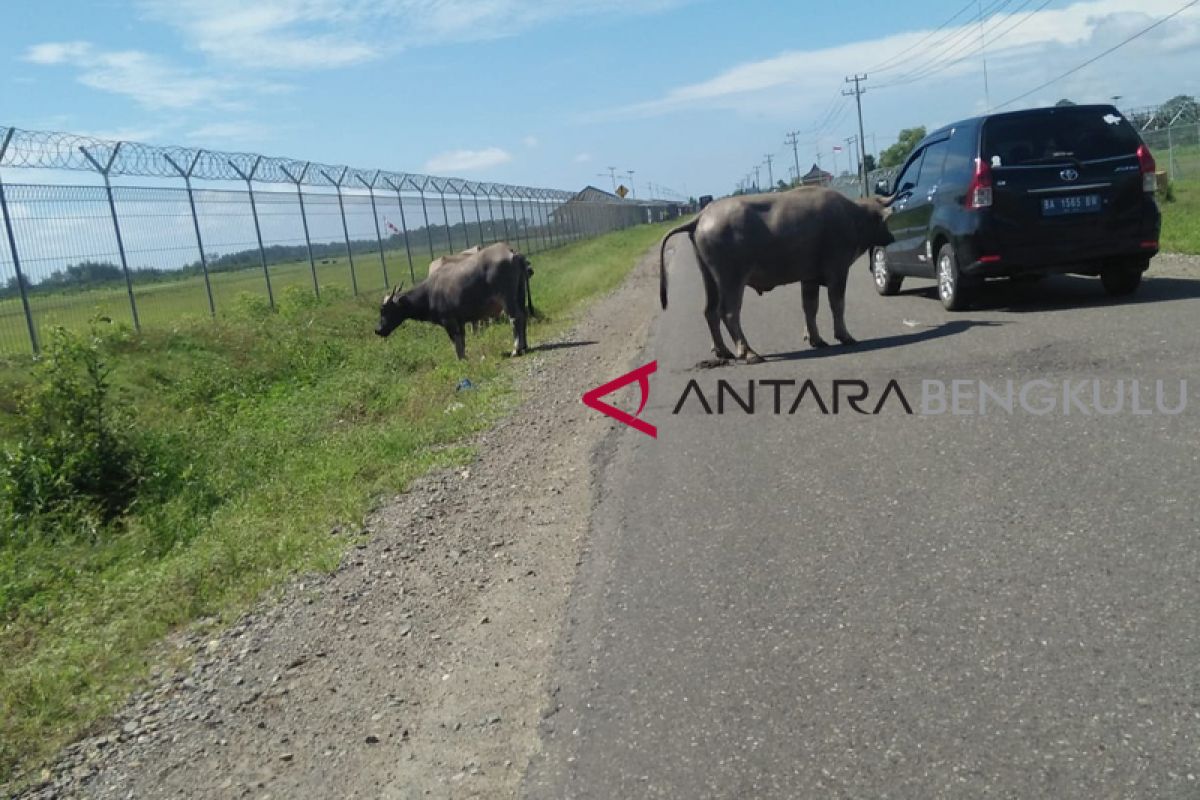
[0,226,570,357]
[0,220,678,787]
[1160,178,1200,255]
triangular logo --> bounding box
[581,361,657,438]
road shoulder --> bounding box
[16,245,663,800]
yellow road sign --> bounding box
[616,185,629,198]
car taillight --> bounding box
[966,157,992,209]
[1137,144,1157,193]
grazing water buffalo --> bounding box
[376,242,534,360]
[659,187,894,363]
[428,245,482,277]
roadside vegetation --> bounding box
[0,219,678,785]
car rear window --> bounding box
[982,108,1142,166]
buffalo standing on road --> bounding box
[659,187,894,363]
[376,242,534,360]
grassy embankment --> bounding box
[0,220,678,785]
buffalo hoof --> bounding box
[809,337,830,349]
[712,346,736,360]
[836,334,857,345]
[744,352,765,365]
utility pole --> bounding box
[600,167,618,192]
[753,165,761,192]
[843,74,869,197]
[764,154,775,190]
[785,131,802,187]
[845,136,859,182]
[625,170,636,197]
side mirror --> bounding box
[873,179,891,196]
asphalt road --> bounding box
[524,245,1200,799]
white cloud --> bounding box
[24,41,93,65]
[573,153,593,163]
[22,41,261,111]
[424,147,513,174]
[138,0,694,70]
[523,135,540,148]
[611,0,1200,118]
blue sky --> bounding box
[3,0,1200,197]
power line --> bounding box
[871,0,1019,86]
[874,0,1048,89]
[865,0,981,73]
[995,0,1200,110]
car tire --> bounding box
[872,247,903,296]
[936,242,971,311]
[1100,268,1142,296]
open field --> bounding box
[0,221,582,357]
[0,220,678,785]
[1161,178,1200,255]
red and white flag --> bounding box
[384,218,401,235]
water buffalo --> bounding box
[428,245,482,277]
[659,187,894,363]
[376,242,533,360]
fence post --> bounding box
[484,187,500,244]
[497,187,513,244]
[525,188,543,251]
[321,167,359,296]
[79,142,140,331]
[535,189,555,249]
[164,151,216,317]
[1167,125,1175,182]
[384,177,416,284]
[358,170,389,290]
[0,130,38,354]
[453,183,472,249]
[228,156,275,309]
[415,178,436,261]
[471,186,485,246]
[280,163,320,299]
[436,183,454,253]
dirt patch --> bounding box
[11,247,663,800]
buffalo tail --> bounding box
[659,217,699,310]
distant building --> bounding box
[800,164,833,186]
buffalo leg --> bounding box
[828,281,855,345]
[719,281,762,364]
[801,281,828,348]
[699,266,735,360]
[502,291,528,357]
[445,323,467,360]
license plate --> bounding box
[1041,194,1101,216]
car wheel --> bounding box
[1100,268,1142,296]
[936,242,971,311]
[872,247,903,296]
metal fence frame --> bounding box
[0,125,686,355]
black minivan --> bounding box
[871,104,1161,310]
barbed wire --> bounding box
[0,125,654,203]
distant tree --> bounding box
[1055,98,1077,106]
[863,153,877,173]
[776,179,790,192]
[879,127,926,168]
[1160,94,1199,126]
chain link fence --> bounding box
[1141,121,1200,184]
[0,126,685,356]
